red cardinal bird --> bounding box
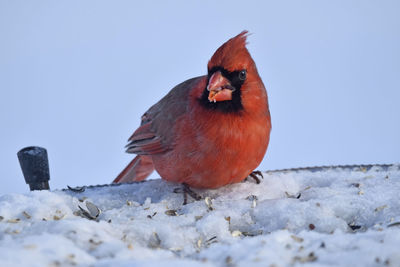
[113,31,271,189]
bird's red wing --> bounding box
[125,122,166,155]
[124,76,205,156]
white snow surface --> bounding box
[1,165,400,267]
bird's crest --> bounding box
[208,31,253,72]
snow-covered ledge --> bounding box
[1,164,400,266]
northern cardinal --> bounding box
[113,31,271,189]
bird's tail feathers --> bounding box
[113,155,154,183]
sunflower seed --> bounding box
[6,218,20,223]
[387,222,400,228]
[67,186,85,193]
[246,195,258,201]
[165,210,178,216]
[224,216,231,224]
[291,235,304,243]
[53,214,65,221]
[77,201,101,220]
[205,236,218,246]
[205,197,213,211]
[285,192,301,199]
[242,230,263,236]
[86,201,101,218]
[22,211,31,219]
[231,230,242,237]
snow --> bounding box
[0,164,400,267]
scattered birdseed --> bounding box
[246,195,258,208]
[169,247,182,252]
[291,235,304,243]
[205,236,218,246]
[147,212,157,219]
[251,199,257,208]
[387,222,400,228]
[7,218,20,223]
[78,197,87,202]
[292,252,317,263]
[224,216,231,224]
[77,201,101,220]
[285,192,301,199]
[165,210,178,216]
[231,230,242,237]
[22,211,31,219]
[246,195,258,201]
[89,239,103,246]
[143,198,152,210]
[53,214,65,221]
[204,197,213,211]
[242,230,263,237]
[67,186,86,193]
[302,186,312,191]
[348,223,362,231]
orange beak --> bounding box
[207,71,234,102]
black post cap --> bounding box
[17,146,50,191]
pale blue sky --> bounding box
[1,1,399,194]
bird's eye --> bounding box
[238,70,247,81]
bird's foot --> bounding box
[244,170,264,184]
[173,183,202,205]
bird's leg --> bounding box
[183,183,202,201]
[244,170,264,184]
[173,183,202,205]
